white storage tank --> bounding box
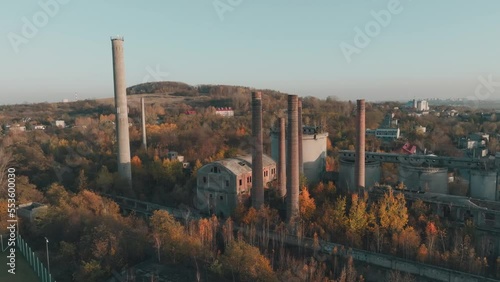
[470,170,497,201]
[398,165,448,194]
[302,131,328,183]
[338,159,381,192]
[270,127,328,183]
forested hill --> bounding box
[126,81,286,99]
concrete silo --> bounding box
[270,126,328,184]
[470,170,498,201]
[302,127,328,183]
[338,159,381,192]
[398,165,448,194]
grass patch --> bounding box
[0,246,40,282]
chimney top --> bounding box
[252,91,262,99]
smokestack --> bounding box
[355,99,365,190]
[251,91,264,209]
[298,99,303,174]
[111,36,132,187]
[287,95,299,222]
[278,117,286,198]
[141,97,147,149]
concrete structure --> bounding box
[141,97,147,149]
[302,126,328,183]
[18,202,48,222]
[340,150,500,201]
[278,117,286,198]
[398,165,448,193]
[270,126,328,183]
[355,99,366,190]
[215,107,234,117]
[298,99,303,174]
[195,154,276,216]
[287,95,299,222]
[470,170,498,200]
[338,159,381,192]
[111,36,132,187]
[251,92,264,209]
[340,150,496,170]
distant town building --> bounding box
[9,124,26,132]
[55,120,66,128]
[416,100,429,112]
[400,142,417,154]
[167,151,185,162]
[215,107,234,117]
[34,125,46,130]
[416,125,426,134]
[366,112,400,140]
[470,132,489,143]
[409,99,430,112]
[366,128,400,140]
[195,154,276,217]
[458,132,489,158]
[62,99,69,103]
[381,113,398,128]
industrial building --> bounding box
[270,125,328,184]
[195,154,276,217]
[339,150,500,202]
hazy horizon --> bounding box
[2,0,499,104]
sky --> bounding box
[1,0,499,105]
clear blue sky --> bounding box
[1,0,499,104]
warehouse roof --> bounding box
[210,154,276,176]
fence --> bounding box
[16,235,55,282]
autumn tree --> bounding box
[299,187,316,221]
[425,222,439,261]
[150,210,185,263]
[220,240,278,282]
[346,193,369,248]
[376,189,408,235]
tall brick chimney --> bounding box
[278,117,286,198]
[298,99,303,174]
[355,99,366,190]
[287,95,299,222]
[252,91,264,209]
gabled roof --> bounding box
[208,154,276,176]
